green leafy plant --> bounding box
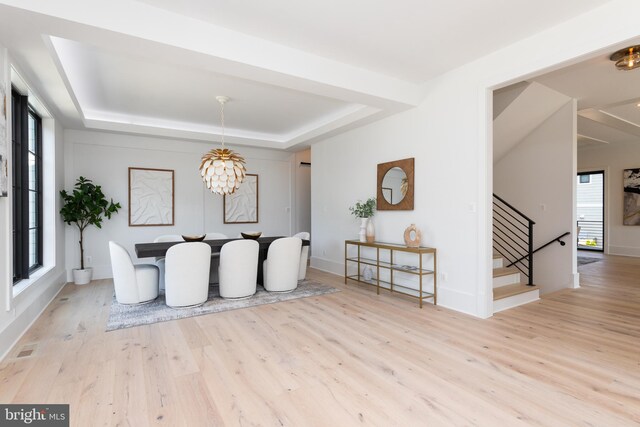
[60,176,121,270]
[349,197,376,218]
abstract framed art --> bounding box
[224,174,258,224]
[623,168,640,225]
[128,167,175,226]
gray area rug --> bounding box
[578,256,601,266]
[106,280,339,331]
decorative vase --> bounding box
[363,265,373,281]
[359,218,368,242]
[73,268,93,285]
[366,218,375,243]
[404,224,422,248]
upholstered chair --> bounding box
[164,242,211,308]
[218,240,259,299]
[293,232,310,280]
[203,232,228,284]
[263,237,302,292]
[109,241,159,304]
[153,234,184,291]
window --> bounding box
[12,89,43,283]
[579,175,590,184]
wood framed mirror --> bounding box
[377,157,414,210]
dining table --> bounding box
[135,236,310,285]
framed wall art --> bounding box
[623,168,640,225]
[377,157,414,211]
[224,174,258,224]
[128,167,174,226]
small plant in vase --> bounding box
[349,197,376,242]
[60,176,121,285]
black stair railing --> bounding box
[493,194,535,285]
[506,232,571,268]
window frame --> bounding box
[12,88,43,283]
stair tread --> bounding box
[493,284,539,301]
[493,267,520,278]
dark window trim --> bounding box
[12,88,43,283]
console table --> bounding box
[344,240,437,308]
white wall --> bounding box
[312,80,486,316]
[494,101,578,293]
[64,129,306,281]
[579,142,640,257]
[0,47,67,360]
[311,0,640,318]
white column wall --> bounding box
[0,48,67,359]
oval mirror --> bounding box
[381,167,408,205]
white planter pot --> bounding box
[73,268,93,285]
[359,218,368,242]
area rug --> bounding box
[578,256,601,266]
[106,280,339,331]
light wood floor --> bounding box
[1,256,639,426]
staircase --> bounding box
[492,255,539,312]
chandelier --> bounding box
[610,45,640,71]
[199,96,246,195]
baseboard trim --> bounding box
[310,256,483,318]
[572,272,580,289]
[66,265,113,282]
[310,256,343,276]
[0,271,67,362]
[608,245,640,258]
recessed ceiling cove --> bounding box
[50,36,373,149]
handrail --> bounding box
[493,194,536,225]
[493,193,534,285]
[506,232,570,268]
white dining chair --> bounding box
[218,240,259,299]
[154,234,184,292]
[109,241,159,304]
[293,232,310,281]
[263,237,302,293]
[165,242,212,308]
[204,232,228,284]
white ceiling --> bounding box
[533,48,640,149]
[136,0,611,82]
[0,0,614,150]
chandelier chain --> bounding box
[220,100,225,148]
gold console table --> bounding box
[344,240,437,308]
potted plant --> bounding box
[349,197,376,242]
[60,176,121,285]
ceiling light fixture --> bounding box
[610,45,640,71]
[199,96,246,195]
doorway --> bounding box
[577,170,605,252]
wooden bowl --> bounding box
[182,234,206,242]
[241,232,262,240]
